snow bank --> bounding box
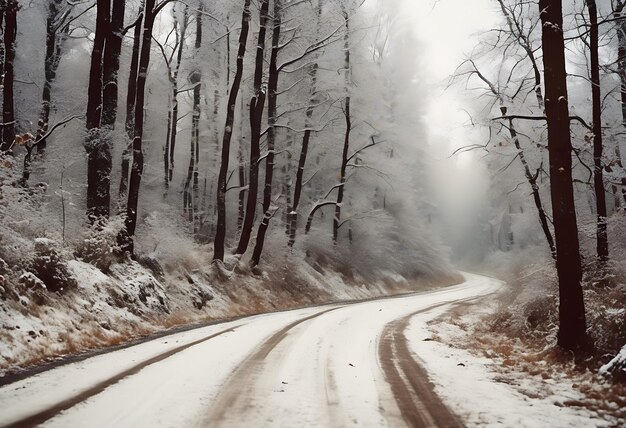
[0,245,458,376]
[600,345,626,381]
[407,276,623,427]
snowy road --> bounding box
[0,274,500,428]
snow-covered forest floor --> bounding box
[415,269,626,426]
[0,243,459,377]
[0,164,460,377]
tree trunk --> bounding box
[587,0,609,263]
[0,8,4,93]
[36,0,65,153]
[85,0,111,224]
[213,0,252,262]
[1,0,17,153]
[306,201,338,234]
[101,0,125,128]
[167,8,187,185]
[238,142,246,231]
[117,0,156,255]
[167,82,179,183]
[495,0,557,257]
[235,0,269,256]
[251,0,282,266]
[615,7,626,204]
[334,7,351,243]
[288,0,322,247]
[237,92,265,254]
[119,2,144,208]
[164,98,172,187]
[183,118,196,221]
[288,127,311,246]
[184,5,202,232]
[502,108,556,258]
[237,93,247,232]
[192,5,202,233]
[538,0,586,351]
[88,0,124,212]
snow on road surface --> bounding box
[0,273,597,428]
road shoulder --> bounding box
[406,282,621,427]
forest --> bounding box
[0,0,455,368]
[0,0,444,270]
[0,0,625,426]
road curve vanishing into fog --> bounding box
[0,274,501,428]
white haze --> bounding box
[374,0,499,264]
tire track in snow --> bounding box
[204,306,343,426]
[1,324,243,428]
[378,302,465,428]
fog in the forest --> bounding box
[2,0,626,423]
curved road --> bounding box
[0,274,499,428]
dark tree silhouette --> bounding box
[235,0,269,256]
[1,0,17,154]
[163,5,188,188]
[36,0,72,153]
[251,0,283,266]
[118,0,168,255]
[288,0,323,247]
[184,5,202,231]
[538,0,587,351]
[85,0,111,223]
[119,2,144,208]
[586,0,609,264]
[214,0,252,262]
[334,5,352,243]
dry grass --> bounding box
[431,287,626,424]
[1,236,453,375]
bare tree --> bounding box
[611,2,626,206]
[287,0,323,247]
[84,0,126,224]
[251,0,283,266]
[119,2,145,208]
[452,0,557,257]
[214,0,252,262]
[36,0,81,153]
[184,5,201,229]
[235,0,270,256]
[101,0,125,130]
[85,0,111,223]
[496,0,544,110]
[333,4,352,243]
[118,0,171,255]
[586,0,609,264]
[539,0,586,351]
[156,4,188,189]
[0,0,17,154]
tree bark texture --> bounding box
[251,0,282,266]
[587,0,609,263]
[236,0,269,256]
[85,0,111,223]
[118,0,156,255]
[334,7,351,243]
[213,0,252,262]
[1,0,17,153]
[119,2,144,209]
[538,0,587,351]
